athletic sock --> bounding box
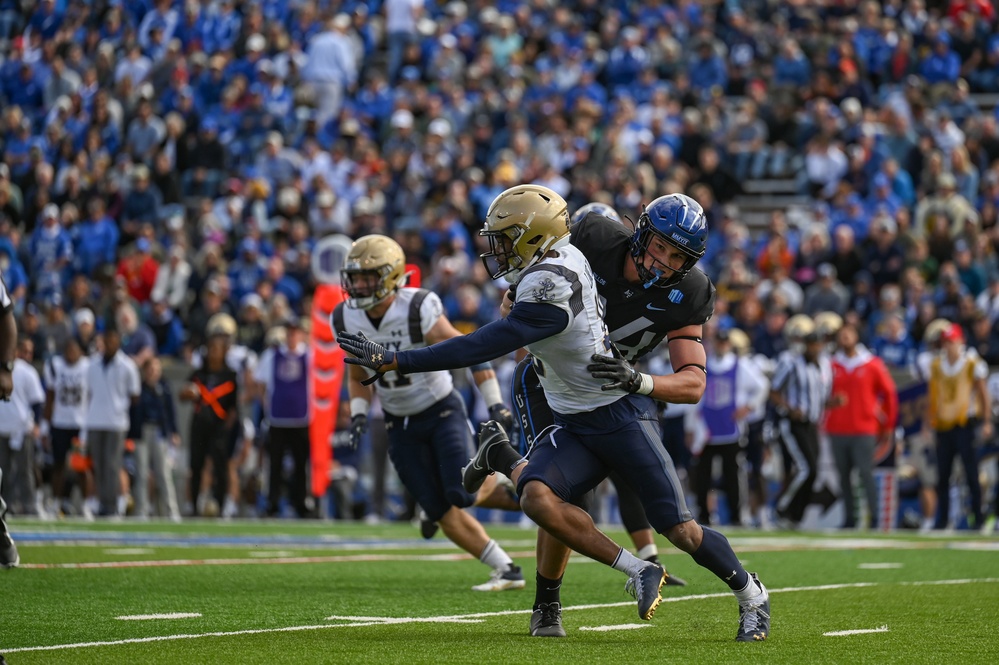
[535,571,563,609]
[690,526,749,591]
[479,539,514,571]
[636,544,659,561]
[734,574,765,604]
[486,441,523,475]
[611,547,646,577]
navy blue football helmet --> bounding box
[571,202,622,226]
[630,193,707,289]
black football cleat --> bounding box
[625,563,666,620]
[736,573,770,642]
[530,602,566,637]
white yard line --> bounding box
[824,625,889,637]
[104,549,154,555]
[116,613,202,621]
[857,563,904,569]
[579,624,650,632]
[6,579,997,654]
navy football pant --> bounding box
[513,356,655,532]
[516,390,693,533]
[384,391,476,523]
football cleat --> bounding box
[0,513,19,569]
[645,555,688,587]
[419,510,439,540]
[625,563,666,620]
[530,602,566,637]
[664,570,687,587]
[462,420,512,493]
[472,564,526,592]
[736,573,770,642]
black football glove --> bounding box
[348,414,368,451]
[338,331,396,385]
[487,403,514,434]
[587,345,653,394]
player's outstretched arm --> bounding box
[424,314,514,431]
[338,302,568,377]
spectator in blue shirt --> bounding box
[773,38,811,88]
[227,238,266,304]
[871,312,917,370]
[920,33,960,84]
[27,201,72,280]
[73,198,119,277]
[688,39,728,98]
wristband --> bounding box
[350,397,371,418]
[635,372,654,396]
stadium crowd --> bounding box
[1,0,999,531]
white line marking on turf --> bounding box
[7,579,998,654]
[19,551,539,570]
[579,624,650,632]
[247,551,297,558]
[104,548,154,555]
[824,625,889,637]
[857,563,903,569]
[116,613,202,621]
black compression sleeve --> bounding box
[397,302,569,374]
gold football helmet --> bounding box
[924,318,952,345]
[206,313,237,340]
[784,313,816,343]
[341,235,409,310]
[480,184,571,282]
[728,328,751,356]
[814,311,844,340]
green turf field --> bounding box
[4,519,999,664]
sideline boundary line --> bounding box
[6,579,998,654]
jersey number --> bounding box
[378,371,412,390]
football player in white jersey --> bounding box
[332,234,524,592]
[42,337,90,515]
[338,186,771,641]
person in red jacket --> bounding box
[825,323,899,529]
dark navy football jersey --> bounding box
[571,213,716,362]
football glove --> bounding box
[488,403,514,434]
[587,346,654,395]
[348,414,368,451]
[338,331,396,384]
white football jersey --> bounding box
[515,244,625,414]
[333,288,453,417]
[44,355,90,429]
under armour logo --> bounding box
[623,289,634,298]
[372,353,383,363]
[725,570,737,581]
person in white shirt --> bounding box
[84,328,141,517]
[692,329,770,527]
[42,337,90,515]
[0,338,46,516]
[1,274,19,567]
[303,14,358,125]
[385,0,423,84]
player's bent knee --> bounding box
[665,519,703,553]
[520,480,558,521]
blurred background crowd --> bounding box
[2,0,999,529]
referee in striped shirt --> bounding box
[769,316,835,529]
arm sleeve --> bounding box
[771,356,792,393]
[397,302,569,374]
